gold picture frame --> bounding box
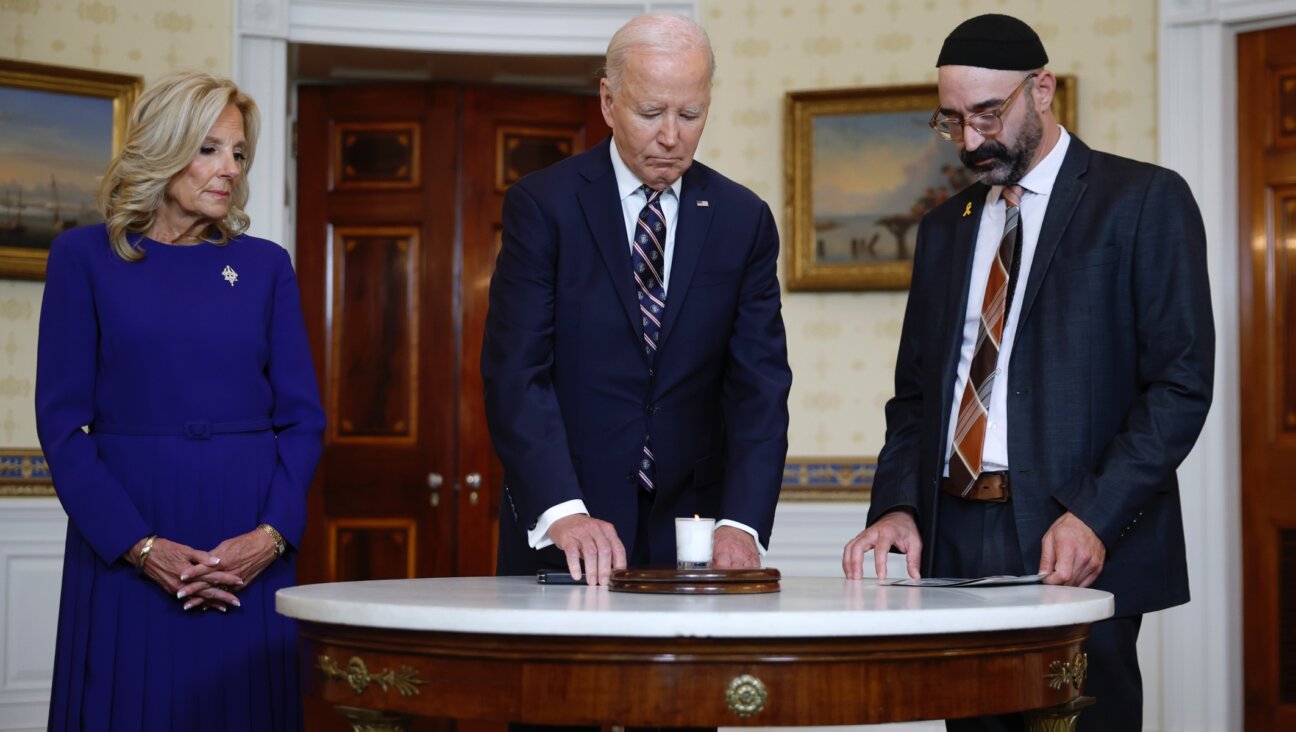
[784,75,1077,291]
[0,59,141,280]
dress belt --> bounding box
[92,418,273,440]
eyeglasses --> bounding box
[929,73,1038,141]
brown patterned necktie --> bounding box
[949,184,1024,496]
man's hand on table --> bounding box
[842,510,922,581]
[548,514,627,586]
[712,525,761,569]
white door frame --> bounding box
[232,0,694,257]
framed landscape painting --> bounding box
[0,60,140,280]
[784,76,1076,291]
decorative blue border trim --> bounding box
[781,457,875,502]
[3,450,881,500]
[0,448,53,496]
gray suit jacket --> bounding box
[867,136,1214,616]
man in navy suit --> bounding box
[842,14,1214,732]
[483,13,791,587]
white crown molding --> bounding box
[1164,0,1296,25]
[1161,0,1214,25]
[288,0,694,54]
[238,0,290,39]
[1215,0,1296,24]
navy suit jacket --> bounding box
[482,137,792,574]
[866,136,1214,616]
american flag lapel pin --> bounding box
[697,200,709,207]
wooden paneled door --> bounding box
[1240,24,1296,732]
[295,82,605,588]
[295,82,602,730]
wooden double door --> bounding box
[294,82,605,588]
[1240,23,1296,731]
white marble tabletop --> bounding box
[276,576,1113,638]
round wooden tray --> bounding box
[609,567,781,594]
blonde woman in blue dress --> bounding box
[36,70,324,731]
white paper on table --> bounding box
[881,572,1050,587]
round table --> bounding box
[277,576,1113,730]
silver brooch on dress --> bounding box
[221,265,238,286]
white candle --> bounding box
[675,515,715,569]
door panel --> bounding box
[297,84,458,589]
[333,122,421,189]
[330,226,420,443]
[1239,24,1296,732]
[328,518,419,581]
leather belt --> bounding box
[93,418,273,440]
[942,471,1011,503]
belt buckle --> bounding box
[980,473,1009,502]
[184,421,212,440]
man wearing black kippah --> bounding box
[842,13,1214,732]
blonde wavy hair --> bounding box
[98,71,259,261]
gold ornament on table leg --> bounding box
[1044,653,1088,691]
[317,655,427,696]
[334,705,412,732]
[1023,697,1095,732]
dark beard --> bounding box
[959,106,1043,186]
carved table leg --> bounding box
[1022,696,1095,732]
[335,704,413,732]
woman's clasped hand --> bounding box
[126,528,279,612]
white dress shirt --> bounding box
[528,140,764,553]
[943,127,1073,476]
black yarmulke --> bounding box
[936,14,1048,70]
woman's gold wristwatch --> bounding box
[257,523,286,557]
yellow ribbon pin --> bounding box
[962,202,973,217]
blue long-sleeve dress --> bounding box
[36,224,324,731]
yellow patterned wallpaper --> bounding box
[0,0,1156,459]
[0,0,233,446]
[697,0,1157,456]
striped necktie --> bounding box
[632,185,667,491]
[948,184,1024,496]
